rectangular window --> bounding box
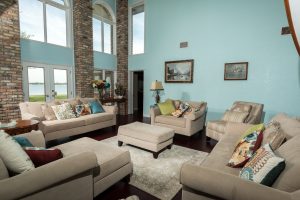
[103,22,112,54]
[46,5,67,46]
[93,18,103,52]
[131,4,145,55]
[28,67,46,102]
[19,0,44,42]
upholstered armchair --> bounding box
[150,100,207,136]
[206,101,264,141]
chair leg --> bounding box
[118,141,123,147]
[122,174,131,183]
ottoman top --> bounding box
[118,122,174,143]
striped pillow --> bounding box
[222,111,249,123]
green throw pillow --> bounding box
[157,100,176,115]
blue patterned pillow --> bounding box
[89,100,104,114]
[239,143,285,186]
[13,137,33,147]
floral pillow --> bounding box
[51,103,76,120]
[228,124,264,168]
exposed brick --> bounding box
[73,0,94,98]
[117,0,128,115]
[0,0,23,122]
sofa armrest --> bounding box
[150,106,161,124]
[15,130,46,148]
[180,164,291,200]
[102,105,117,114]
[21,113,41,121]
[0,152,98,200]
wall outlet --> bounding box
[281,27,291,35]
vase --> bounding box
[98,89,104,99]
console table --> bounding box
[100,97,127,115]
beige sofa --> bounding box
[19,98,117,142]
[0,131,132,200]
[180,115,300,200]
[206,101,264,141]
[150,100,207,136]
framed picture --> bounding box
[165,59,194,83]
[224,62,248,80]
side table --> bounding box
[0,120,39,136]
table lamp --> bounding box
[150,80,164,104]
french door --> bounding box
[22,63,74,102]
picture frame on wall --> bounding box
[224,62,248,80]
[165,59,194,83]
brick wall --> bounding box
[73,0,94,98]
[117,0,128,115]
[0,0,23,122]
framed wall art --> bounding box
[165,59,194,83]
[224,62,248,80]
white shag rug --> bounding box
[102,137,208,200]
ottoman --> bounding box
[117,122,175,158]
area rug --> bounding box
[102,137,208,200]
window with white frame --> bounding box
[131,4,144,55]
[19,0,70,47]
[93,4,114,54]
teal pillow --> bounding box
[13,137,34,147]
[89,100,105,114]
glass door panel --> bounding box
[53,69,68,100]
[28,67,46,102]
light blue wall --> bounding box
[129,0,300,121]
[94,51,117,70]
[21,39,74,66]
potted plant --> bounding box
[115,82,126,98]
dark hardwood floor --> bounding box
[47,113,217,200]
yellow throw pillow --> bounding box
[157,100,176,115]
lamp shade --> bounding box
[150,81,164,91]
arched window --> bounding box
[19,0,71,47]
[93,2,115,54]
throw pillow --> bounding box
[89,100,105,114]
[231,103,252,113]
[157,100,176,115]
[13,136,34,147]
[41,102,58,121]
[51,103,77,120]
[222,111,249,123]
[24,147,63,167]
[262,120,286,150]
[0,131,35,173]
[239,143,285,186]
[171,102,190,117]
[228,124,264,168]
[83,104,92,115]
[270,113,300,140]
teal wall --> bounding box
[21,39,74,66]
[21,0,117,69]
[129,0,300,121]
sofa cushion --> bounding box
[155,115,186,128]
[0,158,9,180]
[228,124,264,168]
[157,100,176,115]
[24,147,63,167]
[40,117,86,134]
[207,120,227,133]
[52,103,77,120]
[79,113,114,126]
[222,111,249,123]
[26,102,45,120]
[0,131,35,174]
[54,137,131,181]
[273,134,300,192]
[231,103,252,113]
[240,143,285,186]
[271,113,300,140]
[262,121,286,150]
